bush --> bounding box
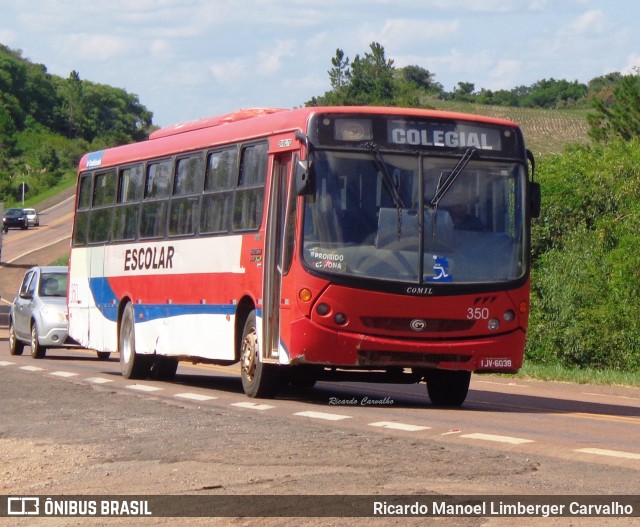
[528,139,640,370]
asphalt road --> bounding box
[0,191,639,526]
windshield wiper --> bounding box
[430,147,477,207]
[364,142,405,209]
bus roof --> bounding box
[78,106,520,171]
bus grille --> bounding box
[360,317,474,332]
[358,350,472,367]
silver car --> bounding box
[24,208,39,227]
[9,266,81,359]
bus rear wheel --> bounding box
[119,302,152,379]
[240,311,281,398]
[425,369,471,407]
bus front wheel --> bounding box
[425,369,471,407]
[240,311,281,398]
[119,302,152,379]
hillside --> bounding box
[428,101,590,156]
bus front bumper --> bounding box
[289,318,526,373]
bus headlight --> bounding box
[487,318,500,331]
[333,313,348,326]
[503,310,515,322]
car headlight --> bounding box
[41,305,68,324]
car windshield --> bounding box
[39,273,68,297]
[302,150,527,285]
[6,209,23,216]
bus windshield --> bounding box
[302,149,527,285]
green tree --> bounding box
[348,42,395,104]
[58,70,90,139]
[449,81,475,102]
[328,48,350,91]
[588,73,640,142]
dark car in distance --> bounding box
[3,208,29,232]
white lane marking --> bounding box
[369,421,431,432]
[175,393,217,402]
[0,361,15,366]
[231,402,275,411]
[19,366,45,372]
[127,384,162,392]
[442,429,462,436]
[85,377,114,384]
[294,411,352,421]
[476,380,529,387]
[575,448,640,460]
[460,433,534,445]
[50,371,78,378]
[583,392,640,402]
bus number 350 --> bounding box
[467,307,490,320]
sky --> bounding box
[1,0,639,127]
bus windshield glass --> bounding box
[302,149,527,285]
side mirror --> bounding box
[295,159,315,196]
[526,149,541,219]
[531,181,541,219]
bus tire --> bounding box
[119,302,152,379]
[151,356,179,380]
[425,369,471,407]
[240,310,281,398]
[8,320,24,356]
[285,365,319,389]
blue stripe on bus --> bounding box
[88,277,239,322]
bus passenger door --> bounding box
[262,154,295,363]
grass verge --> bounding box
[513,362,640,388]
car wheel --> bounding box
[9,320,25,356]
[30,324,46,359]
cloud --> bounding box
[488,60,524,89]
[149,39,173,59]
[622,53,640,75]
[379,19,461,46]
[564,9,611,36]
[0,29,17,45]
[55,33,131,61]
[257,40,296,76]
[210,58,249,85]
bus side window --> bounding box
[140,160,172,239]
[88,170,116,244]
[200,148,237,234]
[73,174,93,246]
[113,165,143,241]
[169,155,204,237]
[233,143,267,231]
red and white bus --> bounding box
[68,106,540,406]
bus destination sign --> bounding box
[388,120,503,151]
